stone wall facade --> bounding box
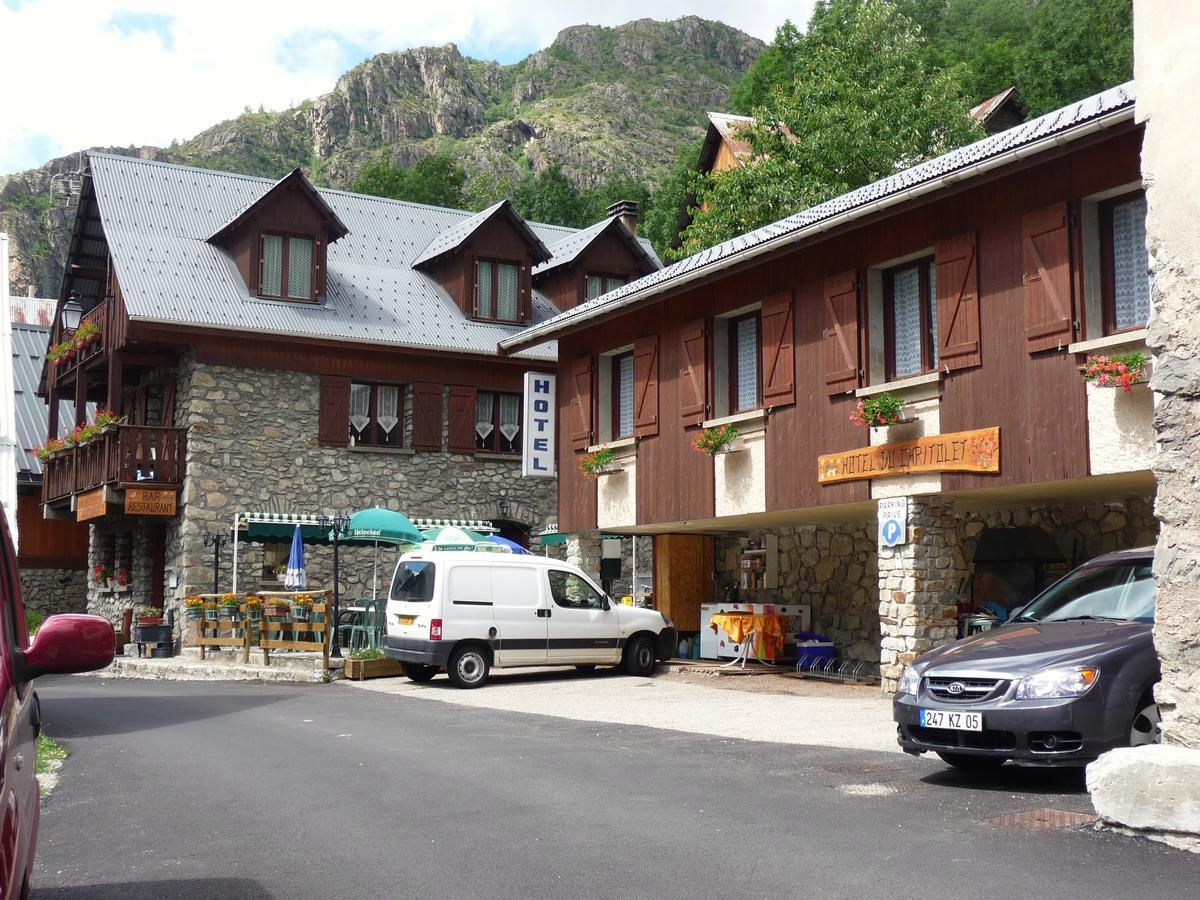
[19,567,87,619]
[86,355,558,640]
[566,532,653,600]
[715,523,879,663]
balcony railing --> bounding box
[47,299,109,389]
[41,425,186,510]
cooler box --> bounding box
[794,632,835,670]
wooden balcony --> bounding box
[42,425,187,514]
[46,299,109,391]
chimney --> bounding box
[606,200,639,237]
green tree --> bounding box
[512,165,593,228]
[728,20,805,114]
[1017,0,1132,115]
[350,154,467,208]
[680,0,983,256]
[641,139,702,261]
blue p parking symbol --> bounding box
[882,519,903,547]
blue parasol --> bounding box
[284,524,307,590]
[488,535,529,554]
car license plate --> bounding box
[396,615,417,626]
[920,709,982,731]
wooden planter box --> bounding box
[345,657,405,681]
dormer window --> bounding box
[260,232,316,301]
[475,259,521,322]
[586,273,627,301]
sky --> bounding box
[0,0,812,176]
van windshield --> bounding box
[1012,561,1155,624]
[390,561,435,603]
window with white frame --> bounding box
[475,390,522,453]
[596,345,634,441]
[710,306,762,419]
[1101,191,1151,334]
[885,258,937,380]
[350,382,404,447]
[260,232,315,301]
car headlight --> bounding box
[1015,666,1100,700]
[897,666,921,696]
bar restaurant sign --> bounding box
[125,488,177,516]
[818,427,1000,485]
[76,488,107,522]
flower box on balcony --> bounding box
[595,461,627,476]
[874,416,918,429]
[712,438,747,455]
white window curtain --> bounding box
[287,237,313,299]
[617,354,635,436]
[735,317,759,412]
[261,235,283,296]
[497,263,519,321]
[350,383,371,434]
[476,391,495,442]
[1112,195,1151,330]
[892,266,923,377]
[376,385,399,435]
[475,261,493,318]
[586,275,603,300]
[927,264,939,369]
[499,394,521,445]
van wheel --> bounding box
[401,663,438,683]
[622,636,657,677]
[447,646,490,689]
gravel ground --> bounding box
[342,663,899,753]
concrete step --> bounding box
[98,650,345,684]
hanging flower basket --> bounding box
[203,603,220,621]
[850,394,910,429]
[693,423,741,455]
[579,446,617,480]
[1082,352,1150,393]
[244,597,263,622]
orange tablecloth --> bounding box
[709,612,787,659]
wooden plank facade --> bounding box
[556,125,1146,533]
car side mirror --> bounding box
[16,614,116,681]
[601,596,611,611]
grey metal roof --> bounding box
[12,322,74,480]
[208,168,350,245]
[86,154,589,361]
[532,217,662,278]
[410,199,552,268]
[503,81,1137,352]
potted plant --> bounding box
[849,393,910,429]
[243,596,263,622]
[345,647,405,681]
[94,408,121,433]
[203,600,220,622]
[578,446,617,479]
[263,597,291,619]
[60,342,77,364]
[113,569,129,592]
[272,562,287,583]
[693,423,742,455]
[1082,351,1150,393]
[183,596,204,620]
[73,321,100,349]
[136,606,163,627]
[290,593,314,622]
[46,344,64,366]
[219,593,241,621]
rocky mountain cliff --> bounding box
[0,17,761,297]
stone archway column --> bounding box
[878,496,968,694]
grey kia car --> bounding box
[894,547,1160,769]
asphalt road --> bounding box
[31,676,1199,900]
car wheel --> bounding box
[622,636,657,677]
[447,646,490,689]
[1129,696,1162,747]
[574,664,597,673]
[936,752,1007,770]
[401,663,438,683]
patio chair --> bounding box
[339,598,386,654]
[114,608,132,655]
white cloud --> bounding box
[0,0,811,175]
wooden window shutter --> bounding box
[760,291,795,407]
[568,357,594,449]
[448,386,477,452]
[633,334,659,437]
[412,383,443,451]
[318,375,351,446]
[160,375,177,427]
[934,232,982,370]
[1022,202,1076,353]
[822,271,861,395]
[679,320,708,426]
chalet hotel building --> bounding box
[504,83,1157,691]
[40,154,658,627]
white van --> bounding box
[382,551,677,688]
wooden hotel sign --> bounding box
[76,488,108,522]
[818,427,1000,485]
[125,488,177,517]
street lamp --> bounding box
[61,293,83,331]
[202,528,230,594]
[317,513,351,658]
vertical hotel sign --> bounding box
[521,372,556,478]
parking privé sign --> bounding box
[877,497,909,548]
[521,372,556,478]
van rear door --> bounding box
[386,559,437,642]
